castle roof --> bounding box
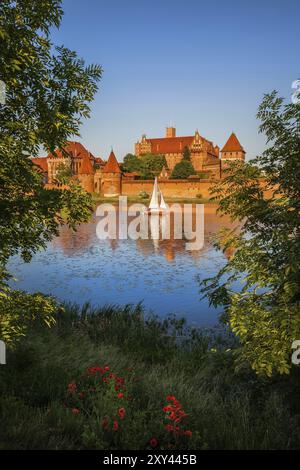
[221,133,245,153]
[102,151,121,173]
[142,131,218,157]
[31,157,48,172]
[47,141,95,174]
[146,136,194,154]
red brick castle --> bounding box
[32,128,245,198]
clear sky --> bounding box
[51,0,300,161]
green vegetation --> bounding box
[171,160,195,179]
[121,153,167,179]
[0,0,101,342]
[182,146,191,161]
[1,302,300,450]
[202,91,300,376]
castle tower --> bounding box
[166,127,176,138]
[221,132,245,164]
[101,150,122,197]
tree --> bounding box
[55,162,73,184]
[182,146,191,161]
[0,0,101,343]
[121,154,141,173]
[201,91,300,376]
[121,153,167,179]
[171,160,195,179]
[139,154,166,179]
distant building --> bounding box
[135,127,245,178]
[31,130,246,197]
[220,132,246,162]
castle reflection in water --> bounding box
[53,204,237,262]
[9,204,238,325]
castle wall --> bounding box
[102,174,121,196]
[122,179,213,199]
[165,153,182,171]
[77,174,94,193]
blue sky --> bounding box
[51,0,300,161]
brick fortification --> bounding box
[31,129,246,198]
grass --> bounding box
[1,302,300,450]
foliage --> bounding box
[1,302,300,450]
[182,146,191,161]
[55,162,73,184]
[0,288,59,345]
[171,160,195,179]
[201,91,300,376]
[0,1,101,341]
[0,0,101,279]
[122,153,167,179]
[121,154,141,173]
[138,191,149,199]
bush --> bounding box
[171,160,195,179]
[138,191,149,199]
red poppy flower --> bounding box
[67,382,77,393]
[118,407,126,419]
[163,405,173,413]
[166,395,176,402]
[104,366,110,371]
[149,437,158,448]
[72,408,80,414]
[165,424,174,432]
[113,419,119,431]
[117,392,124,399]
[184,430,192,437]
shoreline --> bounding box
[91,194,213,205]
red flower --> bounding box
[113,419,119,431]
[104,366,110,371]
[184,430,192,438]
[165,424,174,432]
[163,405,173,412]
[166,395,176,402]
[118,407,126,420]
[72,408,80,414]
[117,392,124,399]
[67,382,77,393]
[149,437,158,448]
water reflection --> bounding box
[9,204,238,326]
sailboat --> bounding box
[146,177,168,214]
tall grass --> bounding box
[0,302,300,450]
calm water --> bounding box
[8,204,236,326]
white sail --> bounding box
[159,191,167,210]
[149,177,159,210]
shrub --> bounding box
[138,191,149,199]
[171,160,195,179]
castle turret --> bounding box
[221,132,245,163]
[102,150,122,197]
[166,126,176,138]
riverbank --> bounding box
[91,194,212,205]
[1,302,300,450]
